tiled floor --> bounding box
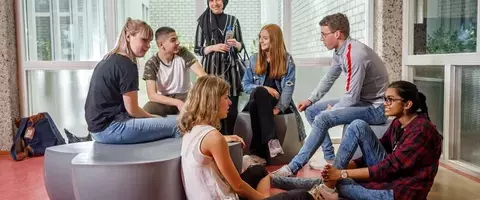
[0,150,479,200]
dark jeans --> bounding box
[240,165,313,200]
[245,87,289,159]
[221,95,239,135]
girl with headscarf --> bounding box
[194,0,245,135]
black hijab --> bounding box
[198,0,229,43]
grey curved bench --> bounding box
[44,141,94,200]
[234,112,302,165]
[342,118,394,160]
[70,138,243,200]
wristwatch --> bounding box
[341,170,348,179]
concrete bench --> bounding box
[44,141,94,200]
[234,112,303,165]
[44,138,242,200]
[342,118,394,160]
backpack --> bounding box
[10,112,66,161]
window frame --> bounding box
[402,0,480,176]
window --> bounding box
[142,4,149,23]
[404,0,480,174]
[413,0,477,55]
[457,66,480,167]
[413,66,444,134]
[24,0,108,61]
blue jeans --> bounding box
[288,100,386,173]
[272,119,393,200]
[91,115,180,144]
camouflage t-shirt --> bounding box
[143,47,197,95]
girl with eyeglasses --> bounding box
[271,81,443,200]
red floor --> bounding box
[0,156,49,200]
[0,155,322,200]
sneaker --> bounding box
[268,139,284,158]
[272,165,295,177]
[308,184,339,200]
[242,155,256,171]
[242,155,267,171]
[249,155,267,166]
[309,159,333,170]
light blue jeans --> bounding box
[272,119,393,200]
[288,99,386,173]
[91,115,180,144]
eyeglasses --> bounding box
[383,97,404,105]
[320,32,334,40]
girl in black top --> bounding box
[84,18,179,144]
[194,0,245,135]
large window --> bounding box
[24,0,108,61]
[413,0,477,54]
[403,0,480,174]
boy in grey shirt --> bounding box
[274,13,389,177]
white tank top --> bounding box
[181,125,239,200]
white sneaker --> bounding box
[308,184,339,200]
[272,165,295,177]
[268,139,284,158]
[309,159,332,170]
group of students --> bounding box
[84,0,443,199]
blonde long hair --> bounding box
[255,24,287,79]
[178,75,230,134]
[104,17,153,63]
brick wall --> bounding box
[148,0,197,54]
[291,0,367,58]
[223,0,262,54]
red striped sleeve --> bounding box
[345,44,352,91]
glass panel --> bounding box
[28,70,148,139]
[59,0,70,12]
[35,17,53,61]
[60,16,73,60]
[413,66,444,134]
[291,0,368,58]
[458,66,480,167]
[28,70,93,138]
[35,0,50,12]
[413,0,477,54]
[78,0,84,12]
[24,0,108,61]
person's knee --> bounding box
[251,86,269,99]
[345,119,369,137]
[312,112,333,127]
[305,106,317,122]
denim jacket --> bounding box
[242,53,306,141]
[242,53,296,112]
